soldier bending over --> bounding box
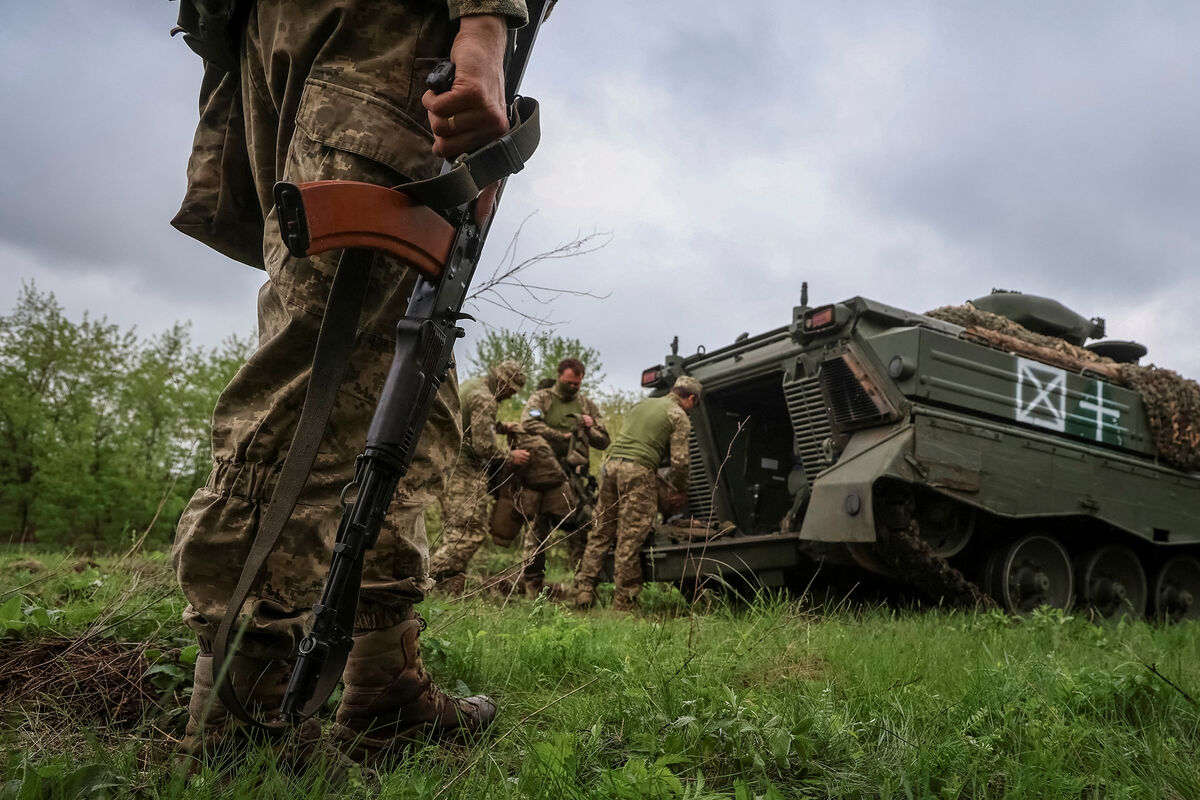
[574,376,702,612]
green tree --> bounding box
[466,328,605,405]
[0,284,131,543]
[0,283,249,550]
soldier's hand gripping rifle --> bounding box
[210,1,552,727]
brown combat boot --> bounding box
[522,574,546,598]
[331,615,497,761]
[434,571,467,596]
[178,651,356,778]
[611,591,639,613]
[180,651,292,757]
[574,585,595,610]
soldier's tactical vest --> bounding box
[541,394,583,457]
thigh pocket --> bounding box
[265,78,444,320]
[292,78,441,185]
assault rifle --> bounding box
[210,1,552,726]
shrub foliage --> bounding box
[0,284,248,550]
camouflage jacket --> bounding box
[460,376,509,468]
[172,0,529,267]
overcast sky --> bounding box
[2,2,1198,393]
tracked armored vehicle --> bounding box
[640,288,1200,620]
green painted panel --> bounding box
[912,409,1200,544]
[909,332,1155,457]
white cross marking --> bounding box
[1078,381,1120,441]
[1025,371,1064,417]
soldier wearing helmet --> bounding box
[430,360,530,592]
[574,375,703,612]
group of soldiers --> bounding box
[429,356,703,611]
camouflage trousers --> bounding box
[574,460,656,606]
[516,482,575,581]
[170,0,458,661]
[428,462,491,580]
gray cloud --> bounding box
[843,3,1200,307]
[2,1,1198,387]
[0,6,228,302]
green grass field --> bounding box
[2,548,1199,799]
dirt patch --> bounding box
[0,637,166,730]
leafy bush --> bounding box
[0,283,249,551]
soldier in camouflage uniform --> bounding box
[574,376,702,612]
[429,361,530,593]
[517,358,609,596]
[168,0,529,758]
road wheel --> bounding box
[1077,545,1147,621]
[989,534,1074,614]
[846,542,891,576]
[1153,556,1200,622]
[915,498,974,559]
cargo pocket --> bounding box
[292,77,440,186]
[263,77,444,321]
[171,62,266,269]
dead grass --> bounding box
[0,637,165,730]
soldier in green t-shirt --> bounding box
[574,376,703,611]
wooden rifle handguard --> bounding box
[274,180,457,280]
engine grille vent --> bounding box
[820,355,891,429]
[685,431,715,524]
[783,375,833,477]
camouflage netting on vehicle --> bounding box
[1116,363,1200,470]
[926,302,1200,470]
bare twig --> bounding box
[684,416,750,648]
[1144,662,1199,706]
[465,213,612,328]
[0,555,74,602]
[114,473,178,571]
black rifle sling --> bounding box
[213,247,373,728]
[400,97,540,209]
